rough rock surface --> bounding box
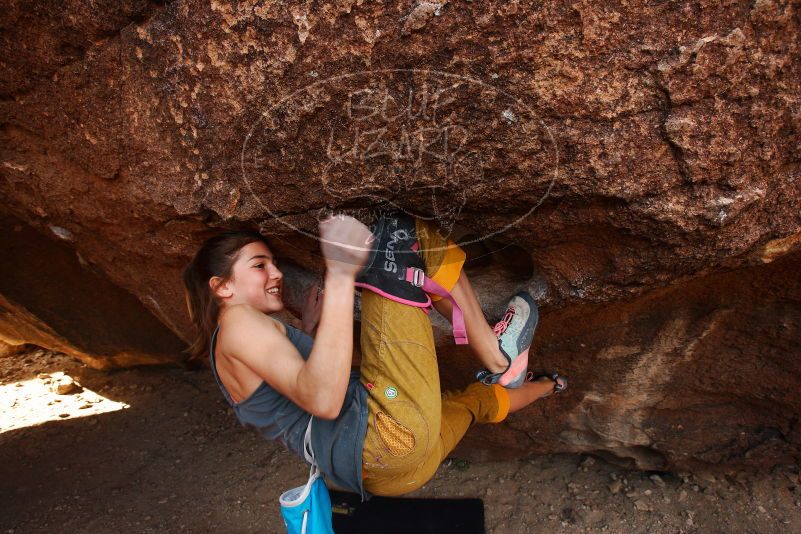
[449,249,801,472]
[1,0,800,470]
[1,213,186,369]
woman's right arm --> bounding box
[221,215,371,419]
[294,269,357,417]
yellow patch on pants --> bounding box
[376,412,415,457]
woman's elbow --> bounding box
[307,393,344,420]
[295,371,345,419]
[311,403,341,420]
[313,407,340,420]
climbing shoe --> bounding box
[525,371,568,397]
[476,291,539,389]
[355,212,431,308]
[355,211,469,344]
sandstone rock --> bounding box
[452,250,801,472]
[53,376,81,395]
[0,341,28,358]
[0,0,799,474]
[2,0,799,343]
[0,213,187,369]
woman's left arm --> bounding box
[301,281,324,337]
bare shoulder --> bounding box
[219,304,286,331]
[217,305,284,362]
[216,305,307,406]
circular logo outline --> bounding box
[240,68,559,254]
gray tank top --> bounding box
[209,321,369,497]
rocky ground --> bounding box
[2,346,800,533]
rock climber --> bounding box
[182,212,567,498]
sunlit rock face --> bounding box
[1,1,799,470]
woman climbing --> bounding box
[182,212,567,499]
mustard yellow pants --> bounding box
[360,220,510,496]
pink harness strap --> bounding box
[354,232,468,345]
[354,281,432,308]
[404,267,468,345]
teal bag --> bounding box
[279,418,334,534]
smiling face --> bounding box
[211,241,284,314]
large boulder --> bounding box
[1,0,799,469]
[447,248,801,471]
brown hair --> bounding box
[182,229,272,363]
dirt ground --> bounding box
[2,346,800,533]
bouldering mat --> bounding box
[329,490,485,533]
